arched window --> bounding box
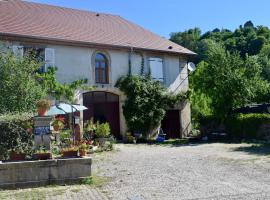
[95,53,108,84]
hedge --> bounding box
[200,113,270,140]
[225,113,270,139]
[0,113,34,160]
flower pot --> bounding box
[33,153,52,160]
[10,152,26,161]
[26,128,33,134]
[37,107,48,116]
[62,150,78,157]
[79,150,87,157]
[53,125,60,131]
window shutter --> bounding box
[149,58,164,82]
[12,45,24,57]
[45,48,55,71]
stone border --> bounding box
[0,157,92,189]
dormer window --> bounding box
[95,53,109,84]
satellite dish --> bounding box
[187,62,196,72]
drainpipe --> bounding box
[128,46,134,76]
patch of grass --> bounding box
[81,174,111,188]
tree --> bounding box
[191,41,269,120]
[171,21,270,60]
[116,75,183,138]
[0,52,46,114]
[170,27,201,52]
[36,68,88,103]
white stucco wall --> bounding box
[2,41,189,91]
[2,40,191,136]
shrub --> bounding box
[95,122,111,138]
[0,52,46,114]
[0,113,34,159]
[225,113,270,139]
[116,75,185,138]
[36,99,51,109]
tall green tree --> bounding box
[190,41,269,120]
[0,52,46,113]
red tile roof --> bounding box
[0,0,195,55]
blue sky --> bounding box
[29,0,270,38]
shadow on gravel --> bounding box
[134,138,208,147]
[232,143,270,156]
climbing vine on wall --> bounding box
[116,75,187,138]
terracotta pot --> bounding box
[33,153,52,160]
[10,152,26,161]
[37,107,48,116]
[53,125,60,131]
[62,150,78,157]
[26,128,33,134]
[79,150,86,157]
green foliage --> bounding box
[84,118,97,133]
[116,75,185,137]
[0,113,33,159]
[171,21,270,62]
[36,99,51,109]
[95,122,111,138]
[225,114,270,139]
[36,68,88,103]
[59,129,72,146]
[177,25,270,126]
[0,52,46,114]
[190,41,269,120]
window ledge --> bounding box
[94,83,113,88]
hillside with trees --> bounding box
[170,21,270,132]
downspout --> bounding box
[128,46,133,76]
[138,52,144,75]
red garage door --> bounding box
[83,92,121,139]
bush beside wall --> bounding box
[225,114,270,139]
[200,114,270,140]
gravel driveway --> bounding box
[93,143,270,200]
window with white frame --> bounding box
[149,57,164,82]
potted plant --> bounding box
[52,117,65,131]
[95,122,111,146]
[21,120,33,134]
[61,146,79,157]
[9,146,26,161]
[84,119,97,134]
[36,99,51,116]
[33,146,52,160]
[79,143,89,157]
[83,118,97,140]
[125,132,136,144]
[9,141,31,161]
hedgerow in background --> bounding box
[116,75,186,138]
[225,114,270,139]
